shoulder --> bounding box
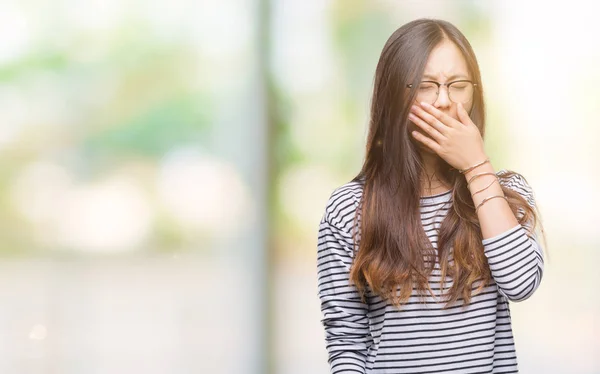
[321,178,365,232]
[496,168,536,207]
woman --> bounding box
[316,18,546,373]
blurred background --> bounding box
[0,0,598,373]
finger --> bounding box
[411,104,450,136]
[408,112,445,143]
[411,130,442,154]
[419,102,462,128]
[456,102,471,125]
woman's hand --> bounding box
[408,101,487,171]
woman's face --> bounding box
[409,40,474,154]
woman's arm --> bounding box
[407,101,544,302]
[317,216,372,373]
[466,166,545,301]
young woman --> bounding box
[316,18,546,373]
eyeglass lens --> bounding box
[417,81,474,104]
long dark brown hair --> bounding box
[348,18,546,309]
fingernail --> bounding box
[420,101,429,107]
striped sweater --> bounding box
[316,170,544,373]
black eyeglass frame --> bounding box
[406,79,478,102]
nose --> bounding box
[434,85,451,109]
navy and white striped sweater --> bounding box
[316,170,544,373]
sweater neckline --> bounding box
[419,188,453,203]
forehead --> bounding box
[423,40,469,79]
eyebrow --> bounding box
[422,73,469,80]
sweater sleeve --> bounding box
[482,172,545,302]
[317,216,372,373]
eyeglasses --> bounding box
[406,80,477,105]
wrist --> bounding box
[458,154,489,173]
[464,162,494,180]
[464,163,497,191]
[464,164,505,208]
[461,153,489,174]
